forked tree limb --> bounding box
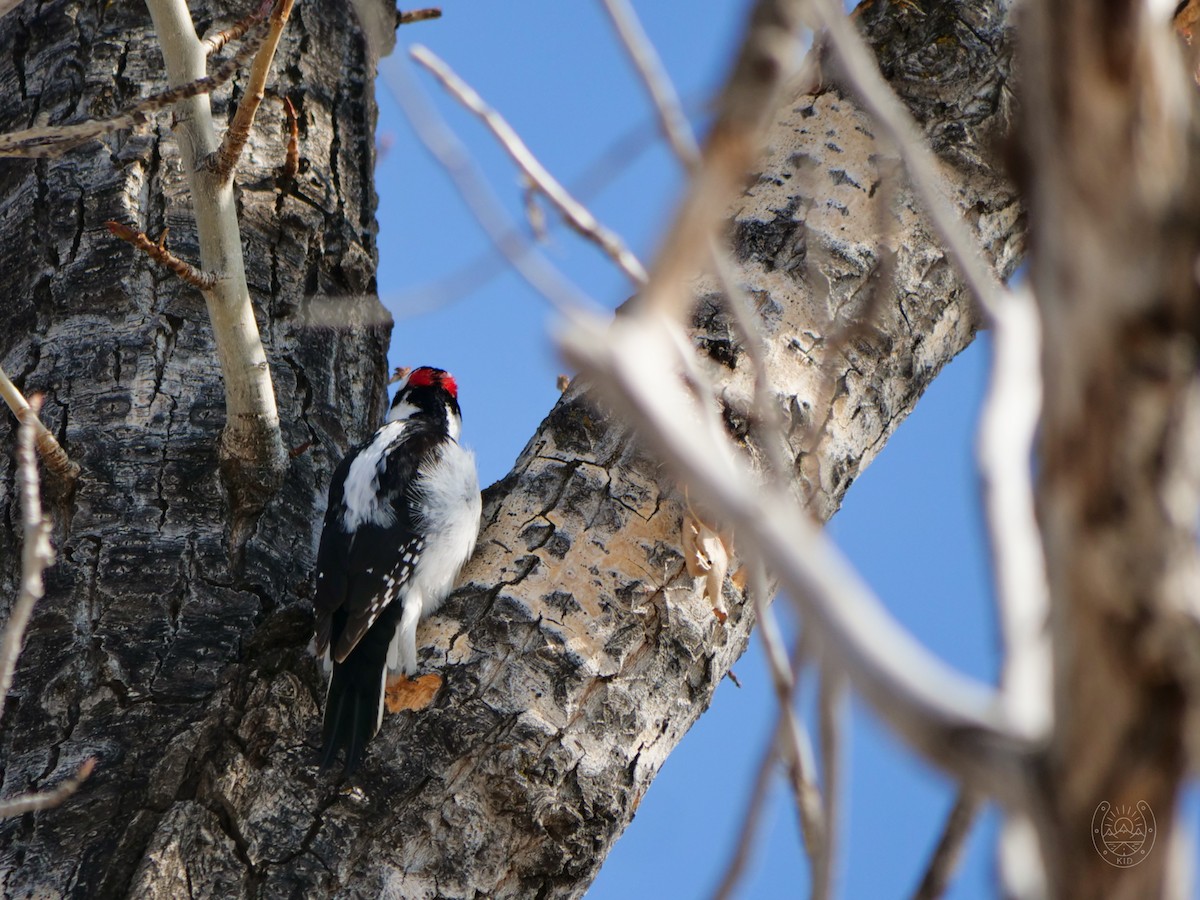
[208,0,296,182]
[145,0,287,530]
[412,45,650,286]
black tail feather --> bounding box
[320,659,385,776]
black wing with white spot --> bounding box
[314,369,470,776]
[314,425,442,663]
[314,425,445,775]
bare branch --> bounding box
[598,0,700,168]
[381,93,705,317]
[817,669,846,900]
[201,0,273,56]
[911,791,982,900]
[382,57,598,315]
[599,0,807,518]
[410,44,650,285]
[746,561,826,887]
[279,96,299,184]
[0,399,56,723]
[0,369,78,481]
[106,221,219,290]
[0,759,96,819]
[0,33,264,159]
[209,0,296,183]
[561,315,1035,796]
[0,391,98,824]
[146,0,287,517]
[635,0,812,319]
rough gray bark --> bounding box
[0,1,1019,897]
[0,0,389,894]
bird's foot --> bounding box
[385,673,442,713]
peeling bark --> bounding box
[0,1,1020,897]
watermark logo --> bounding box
[1092,801,1155,867]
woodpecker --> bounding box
[314,366,481,774]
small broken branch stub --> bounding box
[399,8,442,25]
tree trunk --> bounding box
[0,0,1020,896]
[0,0,390,893]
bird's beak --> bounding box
[388,366,412,385]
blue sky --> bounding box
[368,2,1196,896]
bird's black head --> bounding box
[387,366,463,431]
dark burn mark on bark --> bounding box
[691,294,742,370]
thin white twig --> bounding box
[0,403,95,819]
[807,0,1008,319]
[0,399,55,720]
[381,56,597,317]
[598,0,701,169]
[379,93,705,318]
[0,759,96,819]
[411,44,649,286]
[748,561,826,890]
[977,286,1051,739]
[560,314,1035,797]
